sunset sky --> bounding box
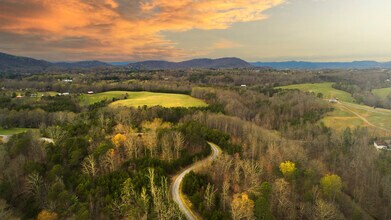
[0,0,390,62]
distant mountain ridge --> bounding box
[252,61,391,69]
[0,52,111,73]
[128,57,251,70]
[54,61,111,69]
[0,52,52,72]
[2,51,391,73]
[0,52,250,72]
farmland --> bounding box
[372,87,391,99]
[80,91,208,108]
[278,82,355,102]
[279,83,391,134]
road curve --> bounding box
[171,142,221,220]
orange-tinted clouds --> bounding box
[0,0,284,61]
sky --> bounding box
[0,0,390,62]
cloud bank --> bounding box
[0,0,283,61]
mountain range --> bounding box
[1,52,391,73]
[251,61,391,69]
[0,52,112,72]
[128,58,251,70]
[0,52,251,72]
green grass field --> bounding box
[37,91,58,97]
[372,87,391,100]
[79,91,130,105]
[80,91,208,108]
[278,82,355,102]
[278,83,391,135]
[0,128,35,135]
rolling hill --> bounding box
[0,52,250,72]
[54,61,111,68]
[0,52,111,73]
[128,57,251,70]
[0,52,52,72]
[252,61,391,69]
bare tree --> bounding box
[161,134,173,161]
[314,198,344,220]
[272,178,294,219]
[241,160,262,193]
[82,155,99,178]
[144,131,157,157]
[102,149,117,173]
[25,172,45,207]
[221,177,230,211]
[205,183,217,210]
[172,131,185,159]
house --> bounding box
[62,79,73,83]
[16,95,23,98]
[374,141,391,151]
[87,91,94,94]
[58,92,70,96]
[328,98,338,103]
[240,84,247,87]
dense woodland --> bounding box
[0,68,390,219]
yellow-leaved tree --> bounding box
[231,193,254,220]
[112,133,126,147]
[320,174,342,201]
[279,161,296,179]
[142,118,171,131]
[37,210,58,220]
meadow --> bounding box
[279,83,391,134]
[80,91,208,108]
[372,87,391,99]
[0,128,34,135]
[278,82,355,102]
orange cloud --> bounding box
[0,0,284,61]
[212,39,242,49]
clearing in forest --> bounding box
[277,82,355,102]
[0,128,35,135]
[81,91,208,108]
[372,87,391,100]
[278,83,391,134]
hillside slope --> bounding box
[128,57,251,70]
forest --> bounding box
[0,68,390,220]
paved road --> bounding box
[171,142,221,220]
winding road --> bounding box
[171,142,221,220]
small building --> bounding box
[386,79,390,82]
[328,98,338,103]
[16,95,23,99]
[62,79,73,83]
[87,91,94,94]
[58,92,70,96]
[240,84,247,87]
